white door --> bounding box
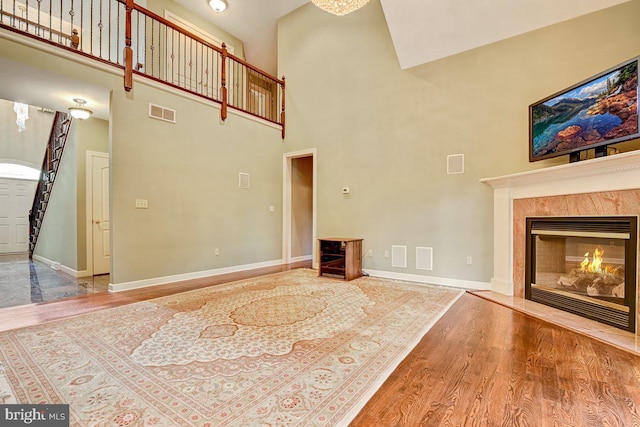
[92,155,110,274]
[0,178,36,254]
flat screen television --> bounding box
[529,56,639,162]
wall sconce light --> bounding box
[209,0,228,13]
[68,98,93,120]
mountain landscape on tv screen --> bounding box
[532,61,638,159]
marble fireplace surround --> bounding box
[482,150,640,336]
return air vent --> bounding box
[391,245,407,268]
[416,246,433,270]
[447,154,464,174]
[239,173,250,189]
[149,103,176,123]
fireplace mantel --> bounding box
[481,150,640,296]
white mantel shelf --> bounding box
[481,150,640,196]
[480,150,640,296]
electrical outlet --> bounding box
[467,256,473,265]
[384,250,389,258]
[367,249,373,256]
[215,248,220,256]
[135,199,148,209]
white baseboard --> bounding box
[364,269,491,291]
[109,259,287,292]
[289,255,313,263]
[32,254,89,278]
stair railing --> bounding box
[0,0,285,134]
[28,112,72,257]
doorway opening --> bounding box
[283,149,316,267]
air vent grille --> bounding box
[149,103,176,123]
[530,217,633,234]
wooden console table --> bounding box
[318,238,363,280]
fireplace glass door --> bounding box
[525,216,637,332]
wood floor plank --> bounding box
[351,293,640,427]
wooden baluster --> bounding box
[124,0,133,91]
[280,76,286,139]
[221,42,228,121]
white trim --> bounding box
[282,149,317,269]
[109,258,286,292]
[289,255,313,263]
[32,254,90,278]
[364,268,491,291]
[86,150,109,277]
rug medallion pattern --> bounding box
[0,269,462,426]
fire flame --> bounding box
[580,247,607,273]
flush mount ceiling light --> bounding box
[311,0,370,16]
[68,98,93,120]
[209,0,227,13]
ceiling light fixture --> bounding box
[209,0,228,13]
[311,0,370,16]
[68,98,93,120]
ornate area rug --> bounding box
[0,269,462,426]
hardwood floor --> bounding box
[2,267,639,426]
[351,293,640,427]
[0,260,311,333]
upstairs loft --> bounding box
[0,0,285,137]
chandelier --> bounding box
[311,0,370,16]
[13,102,29,132]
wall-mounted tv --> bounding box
[529,56,639,162]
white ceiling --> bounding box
[175,0,309,75]
[176,0,632,73]
[379,0,632,70]
[0,0,631,117]
[0,57,110,120]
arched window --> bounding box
[0,162,41,180]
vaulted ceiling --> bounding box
[179,0,632,74]
[0,0,632,118]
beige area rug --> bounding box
[0,269,463,426]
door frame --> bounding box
[85,150,109,276]
[282,148,317,268]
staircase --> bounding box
[28,112,72,257]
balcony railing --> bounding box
[0,0,285,135]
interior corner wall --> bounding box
[277,0,640,284]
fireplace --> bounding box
[525,216,637,332]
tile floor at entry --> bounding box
[0,254,109,309]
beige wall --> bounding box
[0,28,283,284]
[278,0,640,284]
[291,156,313,258]
[35,122,78,268]
[36,117,109,272]
[0,99,53,167]
[76,118,109,270]
[147,0,245,59]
